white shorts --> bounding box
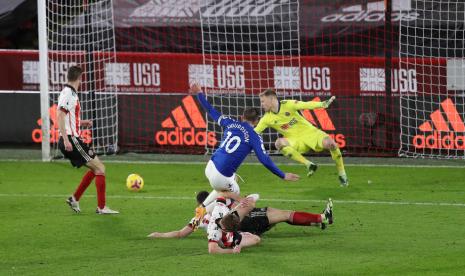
[205,160,240,194]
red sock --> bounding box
[288,211,322,226]
[95,174,106,209]
[73,170,95,201]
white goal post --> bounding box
[38,0,50,161]
[37,0,118,161]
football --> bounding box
[126,174,144,192]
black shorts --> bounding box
[239,207,274,236]
[58,136,95,168]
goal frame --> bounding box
[37,0,119,161]
[38,0,50,161]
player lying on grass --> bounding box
[57,66,118,215]
[256,89,348,186]
[206,194,262,254]
[147,191,333,240]
[189,83,299,222]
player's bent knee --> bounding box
[96,164,105,175]
[323,137,337,150]
[329,143,338,151]
[248,199,256,209]
[87,158,106,175]
[93,164,105,175]
[94,169,105,176]
[243,198,255,211]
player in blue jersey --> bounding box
[189,84,299,225]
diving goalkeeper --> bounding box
[255,89,348,186]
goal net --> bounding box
[78,0,420,156]
[44,0,118,157]
[399,1,465,158]
[198,0,301,153]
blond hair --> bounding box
[259,89,277,98]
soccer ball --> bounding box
[126,174,144,192]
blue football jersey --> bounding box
[197,93,285,178]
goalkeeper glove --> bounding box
[321,96,336,108]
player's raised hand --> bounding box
[189,83,202,94]
[322,96,336,108]
[284,172,300,181]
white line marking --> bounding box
[100,160,465,168]
[0,159,464,168]
[0,193,464,207]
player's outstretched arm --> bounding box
[147,225,193,239]
[292,96,336,110]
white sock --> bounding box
[202,190,219,207]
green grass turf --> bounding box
[0,161,464,275]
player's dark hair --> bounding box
[259,89,277,98]
[67,66,83,82]
[196,191,209,204]
[220,212,240,232]
[243,108,260,123]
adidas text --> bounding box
[321,11,419,23]
[413,131,465,150]
[155,128,217,147]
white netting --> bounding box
[399,1,465,158]
[198,0,301,152]
[47,0,118,156]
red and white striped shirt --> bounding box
[57,84,80,137]
[207,199,236,248]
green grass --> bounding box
[0,161,464,275]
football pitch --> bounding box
[1,158,465,275]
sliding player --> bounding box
[148,194,261,254]
[256,89,348,186]
[147,191,333,239]
[206,195,261,254]
[189,83,299,222]
[57,66,118,214]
